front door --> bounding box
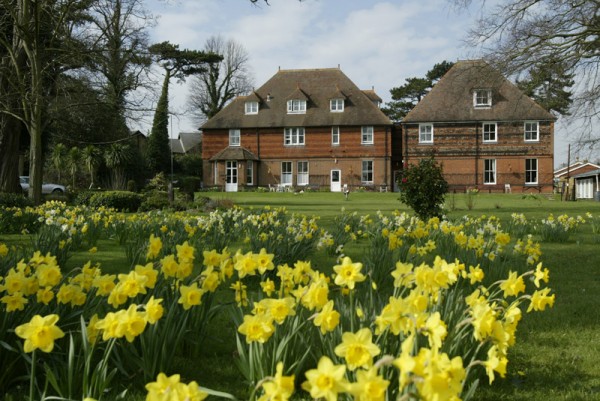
[225,161,238,192]
[330,169,341,192]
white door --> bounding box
[330,169,341,192]
[225,161,238,192]
[577,178,593,199]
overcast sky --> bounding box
[143,0,574,166]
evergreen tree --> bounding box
[383,61,454,122]
[517,58,574,116]
[146,72,171,175]
[146,42,221,176]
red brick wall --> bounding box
[401,121,554,192]
[203,126,393,190]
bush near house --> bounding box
[398,157,449,219]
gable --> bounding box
[403,60,556,123]
[202,68,392,129]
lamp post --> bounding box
[168,114,174,204]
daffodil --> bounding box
[178,283,204,310]
[146,234,163,260]
[15,314,65,353]
[313,300,340,334]
[334,328,380,370]
[258,362,295,401]
[484,345,507,384]
[348,367,389,401]
[500,271,526,297]
[145,296,164,324]
[333,257,366,290]
[301,356,348,401]
[527,288,555,312]
[237,314,274,343]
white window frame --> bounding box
[281,161,293,186]
[229,129,240,147]
[483,122,497,143]
[484,159,496,184]
[297,161,309,186]
[284,127,305,146]
[524,121,539,142]
[474,89,492,108]
[361,126,374,145]
[419,123,433,144]
[332,126,340,145]
[213,162,218,185]
[362,160,373,184]
[246,161,253,185]
[525,158,538,185]
[245,101,258,115]
[330,98,344,112]
[287,99,306,114]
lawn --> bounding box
[1,191,600,400]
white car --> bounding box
[20,176,66,194]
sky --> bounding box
[143,0,574,167]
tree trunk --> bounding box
[0,116,22,193]
[0,62,22,193]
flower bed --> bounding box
[0,202,567,400]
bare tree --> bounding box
[84,0,154,139]
[0,0,93,202]
[187,35,254,123]
[453,0,600,153]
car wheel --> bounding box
[52,188,63,194]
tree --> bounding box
[50,143,68,183]
[451,0,600,148]
[382,61,454,121]
[146,41,221,175]
[0,0,94,202]
[67,146,81,189]
[188,35,254,122]
[516,58,574,116]
[82,145,101,189]
[398,158,449,220]
[104,142,133,189]
[85,0,154,140]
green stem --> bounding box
[30,349,36,401]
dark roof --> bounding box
[170,131,202,154]
[202,68,392,129]
[209,146,259,161]
[573,168,600,179]
[403,60,556,123]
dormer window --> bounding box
[474,89,492,108]
[287,99,306,114]
[245,101,258,115]
[330,98,344,112]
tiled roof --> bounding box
[573,168,600,179]
[170,131,201,154]
[403,60,556,123]
[209,146,259,161]
[202,68,392,129]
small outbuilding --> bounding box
[573,168,600,200]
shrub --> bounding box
[88,191,142,212]
[398,157,449,219]
[0,192,33,208]
[72,190,103,206]
[179,176,202,201]
[139,190,170,211]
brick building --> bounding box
[201,68,393,192]
[401,60,556,193]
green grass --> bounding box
[3,192,600,400]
